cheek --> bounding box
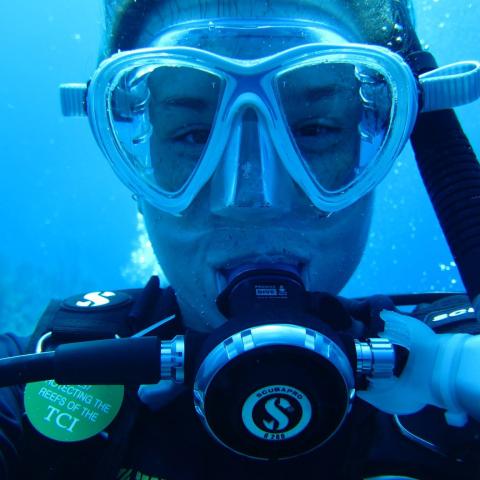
[142,209,190,267]
[141,203,214,298]
[141,189,373,298]
[335,193,373,259]
[307,193,373,292]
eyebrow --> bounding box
[302,85,353,102]
[159,96,210,111]
[156,85,352,110]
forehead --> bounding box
[134,1,361,53]
[146,20,352,59]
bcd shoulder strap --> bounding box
[20,276,182,480]
[412,294,480,334]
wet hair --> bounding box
[100,0,420,61]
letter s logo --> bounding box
[263,397,292,431]
[242,385,312,440]
[75,291,116,308]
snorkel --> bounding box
[410,67,480,317]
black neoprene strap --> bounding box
[20,278,182,480]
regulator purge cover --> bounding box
[198,345,351,460]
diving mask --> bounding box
[61,19,480,215]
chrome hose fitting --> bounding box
[355,338,395,378]
[160,335,185,382]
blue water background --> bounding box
[0,1,479,334]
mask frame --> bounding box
[86,42,418,215]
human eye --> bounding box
[295,121,341,138]
[292,119,345,152]
[171,125,211,146]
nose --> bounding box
[209,107,294,220]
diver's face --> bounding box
[139,1,373,331]
[148,63,362,192]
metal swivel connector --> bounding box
[355,338,395,378]
[160,335,185,382]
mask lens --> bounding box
[108,64,223,194]
[276,61,392,192]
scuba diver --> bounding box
[1,0,480,478]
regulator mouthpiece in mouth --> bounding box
[190,265,357,459]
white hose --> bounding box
[358,310,480,427]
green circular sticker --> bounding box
[24,380,124,442]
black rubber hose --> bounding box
[55,336,161,385]
[0,337,161,387]
[410,109,480,307]
[0,351,55,386]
